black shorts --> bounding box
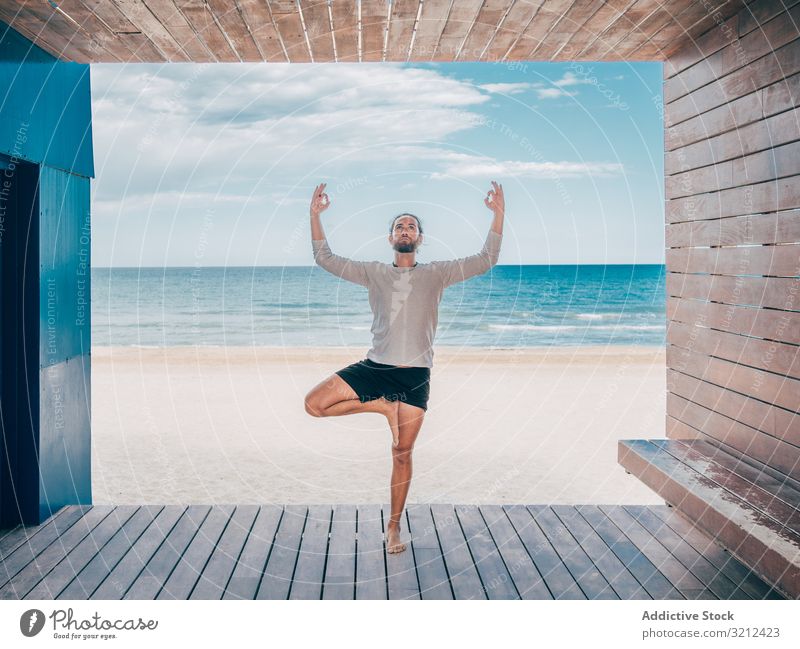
[335,358,431,411]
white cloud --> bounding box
[89,63,491,202]
[429,154,623,180]
[554,71,592,88]
[479,82,537,95]
[534,87,574,100]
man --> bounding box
[304,181,505,553]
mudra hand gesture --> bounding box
[484,180,504,216]
[310,183,331,218]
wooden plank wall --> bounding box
[663,0,800,486]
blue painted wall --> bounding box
[0,21,93,179]
[0,19,93,526]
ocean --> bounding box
[92,264,666,348]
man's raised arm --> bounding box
[309,182,369,287]
[440,180,505,288]
[440,229,503,288]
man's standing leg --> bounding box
[386,401,425,554]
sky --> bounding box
[90,60,664,267]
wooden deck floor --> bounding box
[0,503,786,600]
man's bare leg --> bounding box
[386,401,426,554]
[304,374,401,446]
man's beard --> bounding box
[393,240,416,253]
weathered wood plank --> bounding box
[111,0,190,61]
[299,0,334,62]
[666,392,800,479]
[666,87,763,152]
[613,0,696,59]
[190,505,259,599]
[666,243,800,278]
[58,506,162,599]
[655,440,800,532]
[409,0,452,60]
[665,2,800,103]
[15,0,108,61]
[666,109,800,176]
[667,211,800,247]
[666,39,800,127]
[405,503,452,599]
[667,368,799,449]
[360,0,389,61]
[574,504,685,599]
[91,506,187,599]
[385,0,420,62]
[49,0,133,62]
[24,506,140,599]
[256,505,307,599]
[0,507,113,599]
[435,0,483,61]
[528,505,618,599]
[648,504,787,599]
[504,504,584,599]
[156,504,235,599]
[634,0,739,64]
[666,175,800,223]
[552,504,651,599]
[604,503,724,599]
[87,4,165,61]
[667,297,800,345]
[660,0,744,60]
[204,0,261,60]
[623,505,753,599]
[330,0,358,61]
[1,507,90,589]
[222,504,282,599]
[482,0,543,61]
[666,272,800,312]
[322,504,356,599]
[173,0,237,62]
[382,504,420,599]
[667,342,800,419]
[676,438,800,511]
[588,0,658,60]
[458,505,518,599]
[0,4,67,60]
[0,506,73,562]
[667,318,800,382]
[431,503,486,599]
[133,0,213,61]
[667,141,800,200]
[458,0,511,62]
[355,502,386,599]
[237,0,287,61]
[289,504,332,599]
[123,505,210,599]
[480,504,551,599]
[533,0,609,61]
[618,439,800,597]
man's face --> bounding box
[389,216,422,253]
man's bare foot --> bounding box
[385,523,406,554]
[379,397,401,448]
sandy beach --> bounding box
[91,345,666,506]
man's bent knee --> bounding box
[304,397,324,417]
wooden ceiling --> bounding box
[0,0,747,64]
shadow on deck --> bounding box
[0,503,785,600]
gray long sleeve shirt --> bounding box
[312,229,502,368]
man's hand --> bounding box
[310,182,331,218]
[484,180,504,216]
